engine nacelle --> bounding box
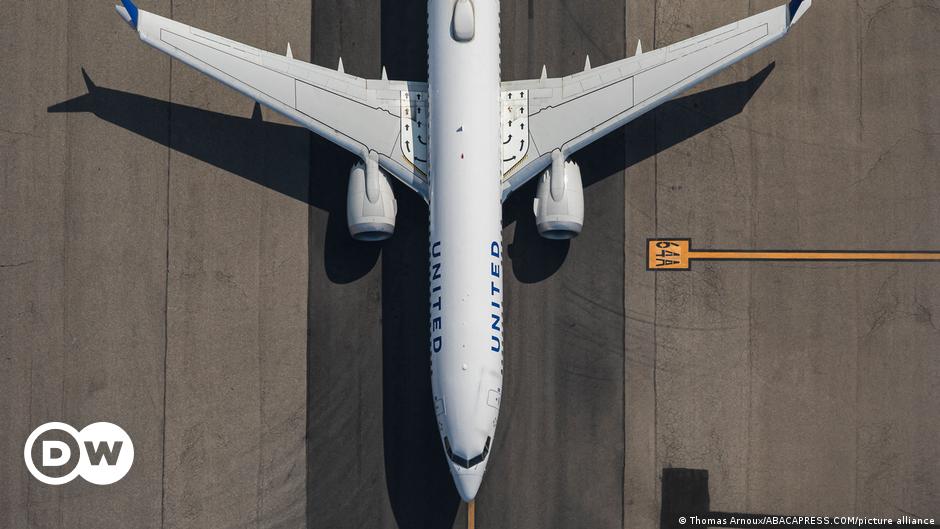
[347,158,397,241]
[533,157,584,240]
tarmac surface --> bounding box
[1,1,938,528]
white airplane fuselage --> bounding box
[427,0,504,502]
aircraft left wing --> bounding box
[499,0,811,200]
[115,0,430,200]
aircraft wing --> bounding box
[115,0,430,200]
[499,0,811,200]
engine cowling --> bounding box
[533,157,584,240]
[347,158,397,241]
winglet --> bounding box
[540,65,548,81]
[337,57,345,74]
[635,39,643,56]
[286,42,293,59]
[115,0,139,29]
[788,0,812,26]
[583,55,591,72]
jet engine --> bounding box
[347,158,397,241]
[533,156,584,240]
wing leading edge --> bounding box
[500,0,812,200]
[115,0,430,200]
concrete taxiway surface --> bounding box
[1,1,938,528]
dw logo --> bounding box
[23,422,134,485]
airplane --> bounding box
[114,0,812,505]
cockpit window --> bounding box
[444,436,491,469]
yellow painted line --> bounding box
[468,500,475,529]
[691,251,940,261]
[648,239,940,271]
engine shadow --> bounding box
[503,61,776,283]
[47,69,378,284]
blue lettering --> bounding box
[429,240,445,355]
[487,241,503,355]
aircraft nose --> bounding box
[453,473,483,502]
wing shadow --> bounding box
[503,62,776,283]
[47,69,379,284]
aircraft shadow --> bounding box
[47,69,378,285]
[49,60,774,287]
[50,56,772,529]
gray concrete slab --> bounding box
[2,1,310,528]
[623,1,661,526]
[483,2,627,529]
[0,3,70,527]
[304,1,398,528]
[652,1,759,513]
[2,1,171,527]
[160,2,310,528]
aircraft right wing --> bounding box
[499,0,812,200]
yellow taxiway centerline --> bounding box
[690,251,940,261]
[648,239,940,271]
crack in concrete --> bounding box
[0,260,35,269]
[161,4,174,529]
